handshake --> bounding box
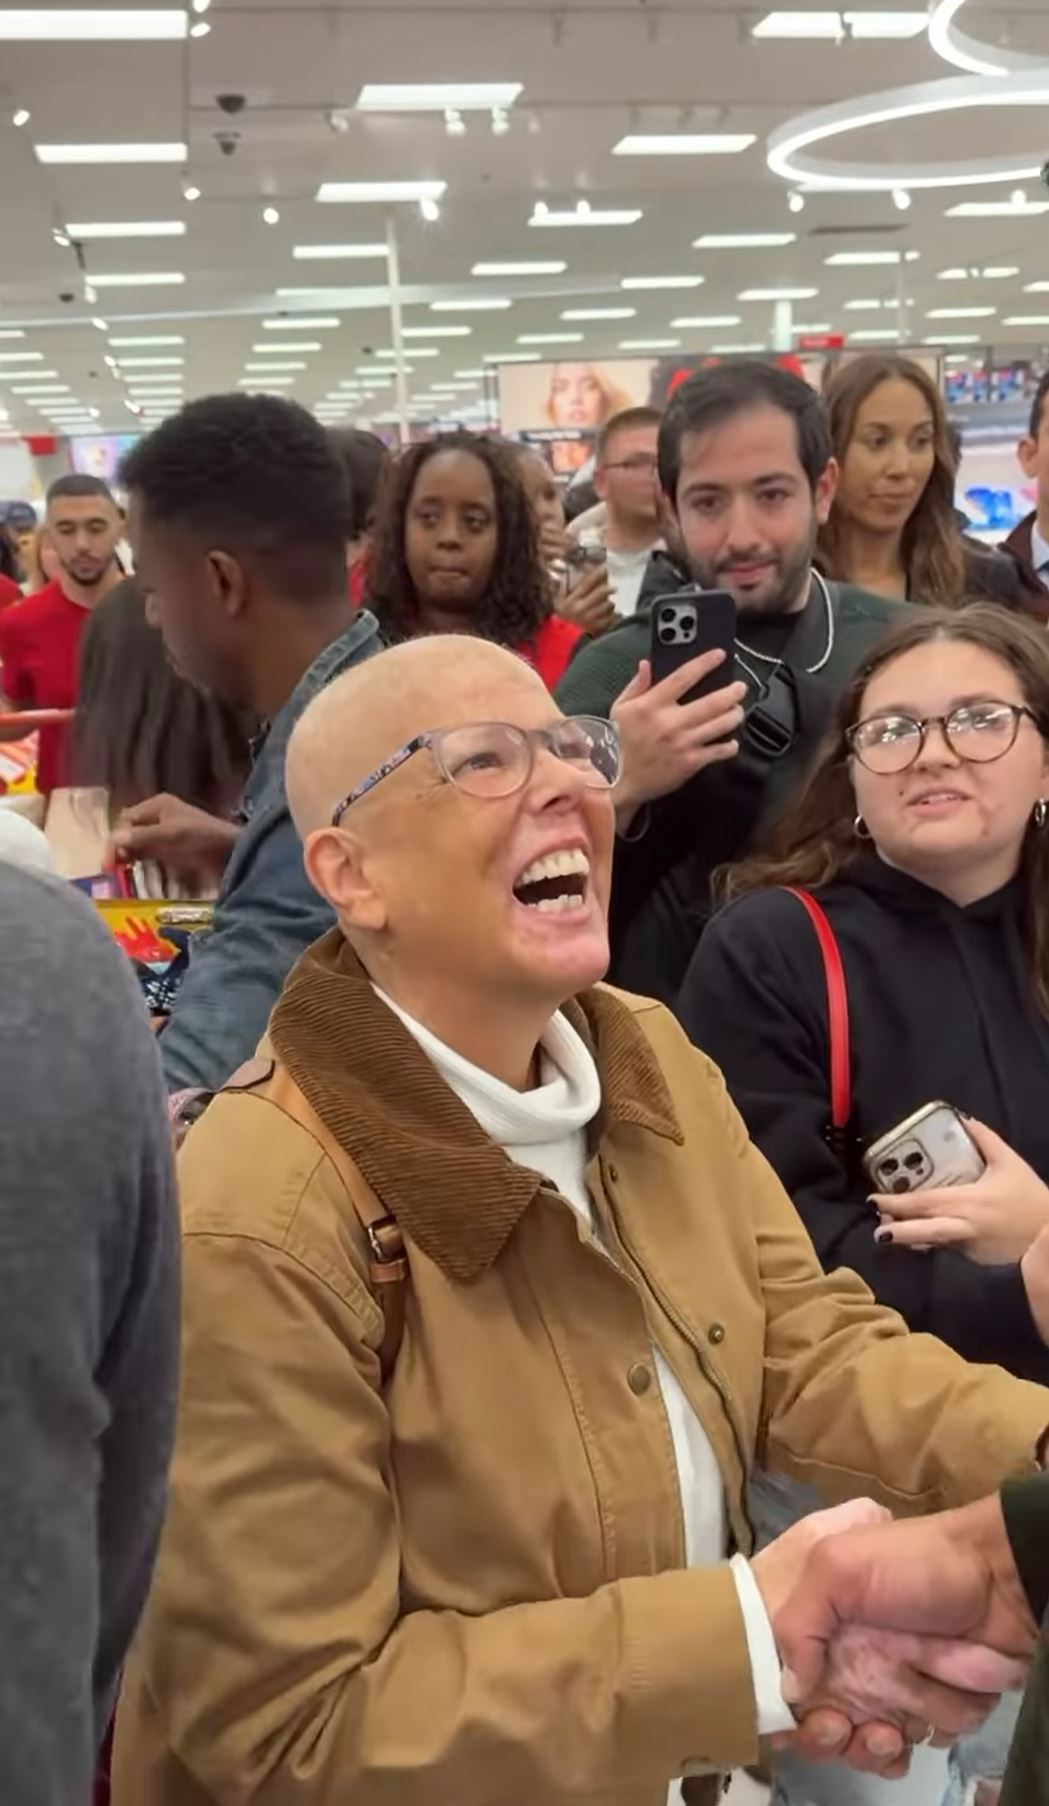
[752,1495,1039,1780]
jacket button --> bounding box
[627,1362,652,1396]
[708,1323,726,1345]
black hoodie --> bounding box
[679,853,1049,1381]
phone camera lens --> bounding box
[904,1152,924,1171]
[658,624,676,644]
[881,1157,898,1174]
[891,1177,910,1195]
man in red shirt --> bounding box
[0,475,123,794]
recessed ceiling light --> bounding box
[1004,315,1049,326]
[65,220,187,238]
[244,361,307,371]
[262,317,341,330]
[613,134,756,156]
[89,272,186,287]
[35,142,187,164]
[738,286,818,300]
[483,352,541,363]
[188,18,209,36]
[671,314,744,328]
[471,260,566,276]
[402,325,471,338]
[316,180,447,203]
[0,10,187,39]
[250,341,320,353]
[354,83,522,112]
[529,205,642,227]
[620,275,705,290]
[561,307,637,320]
[926,306,997,318]
[619,338,684,350]
[262,206,281,226]
[825,250,905,265]
[12,106,30,127]
[116,355,184,366]
[694,233,797,249]
[516,332,585,345]
[292,244,386,260]
[431,297,512,312]
[182,183,201,202]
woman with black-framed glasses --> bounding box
[679,604,1049,1805]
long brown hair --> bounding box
[722,605,1049,1013]
[818,352,966,607]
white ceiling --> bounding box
[1,0,1048,438]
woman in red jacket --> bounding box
[365,432,582,690]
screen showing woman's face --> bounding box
[549,364,607,429]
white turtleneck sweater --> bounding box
[376,990,794,1789]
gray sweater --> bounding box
[0,867,179,1804]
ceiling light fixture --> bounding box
[52,228,71,247]
[926,0,1034,78]
[316,179,447,203]
[35,141,187,164]
[444,109,466,136]
[292,243,386,260]
[671,314,744,327]
[250,340,320,353]
[116,355,184,366]
[10,385,71,395]
[238,376,294,386]
[893,187,912,210]
[620,275,705,290]
[926,305,997,317]
[561,306,637,320]
[946,198,1049,217]
[482,351,541,363]
[403,324,471,337]
[711,342,769,354]
[491,107,510,135]
[0,10,187,39]
[613,133,756,156]
[355,82,522,112]
[432,297,512,311]
[529,204,643,227]
[694,232,797,248]
[262,205,280,225]
[1004,315,1049,326]
[262,316,341,329]
[89,271,186,287]
[825,249,905,264]
[420,198,441,223]
[767,73,1048,191]
[472,260,566,276]
[517,332,585,344]
[925,332,983,343]
[108,334,185,346]
[0,330,25,339]
[753,10,926,37]
[848,328,903,341]
[244,361,307,371]
[11,107,30,127]
[182,182,201,202]
[64,220,187,238]
[620,337,683,350]
[0,352,44,362]
[91,317,109,331]
[189,19,209,36]
[738,286,818,299]
[788,191,805,213]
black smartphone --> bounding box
[649,588,737,705]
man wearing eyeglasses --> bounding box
[569,407,666,618]
[115,632,1049,1806]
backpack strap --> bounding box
[222,1056,408,1382]
[780,888,852,1164]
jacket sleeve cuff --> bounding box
[729,1555,796,1735]
[619,1563,759,1777]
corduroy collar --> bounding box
[269,930,683,1283]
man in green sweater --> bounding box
[773,1474,1049,1802]
[556,360,910,1005]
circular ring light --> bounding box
[766,71,1049,192]
[928,0,1047,79]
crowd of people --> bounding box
[2,351,1049,1806]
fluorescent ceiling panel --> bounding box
[250,342,321,353]
[517,332,584,344]
[88,272,186,287]
[36,143,186,165]
[65,221,186,238]
[316,181,447,203]
[613,134,755,156]
[0,9,186,38]
[561,307,637,320]
[694,233,797,248]
[738,287,818,299]
[431,298,512,311]
[354,83,522,112]
[108,335,184,346]
[472,261,566,276]
[671,314,743,327]
[530,207,642,227]
[621,276,704,290]
[403,325,471,337]
[293,244,386,260]
[262,317,340,329]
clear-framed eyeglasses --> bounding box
[847,701,1038,776]
[331,715,621,827]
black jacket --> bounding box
[679,854,1049,1381]
[558,580,910,1005]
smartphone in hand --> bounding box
[650,589,737,706]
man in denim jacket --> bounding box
[116,394,381,1093]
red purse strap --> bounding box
[781,887,851,1136]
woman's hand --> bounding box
[872,1120,1049,1264]
[555,561,617,636]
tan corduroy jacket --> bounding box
[114,932,1049,1806]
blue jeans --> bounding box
[752,1473,1020,1806]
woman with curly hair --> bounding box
[366,433,583,690]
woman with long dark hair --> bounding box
[366,432,583,689]
[819,353,1046,615]
[680,603,1049,1805]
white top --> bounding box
[376,989,794,1789]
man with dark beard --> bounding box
[556,361,911,1004]
[0,475,123,795]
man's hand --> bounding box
[611,651,746,829]
[556,562,617,636]
[774,1495,1037,1710]
[108,794,240,883]
[874,1122,1049,1263]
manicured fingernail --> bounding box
[868,1731,900,1757]
[874,1227,893,1244]
[816,1724,842,1748]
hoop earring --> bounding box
[854,815,872,841]
[1036,800,1048,829]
